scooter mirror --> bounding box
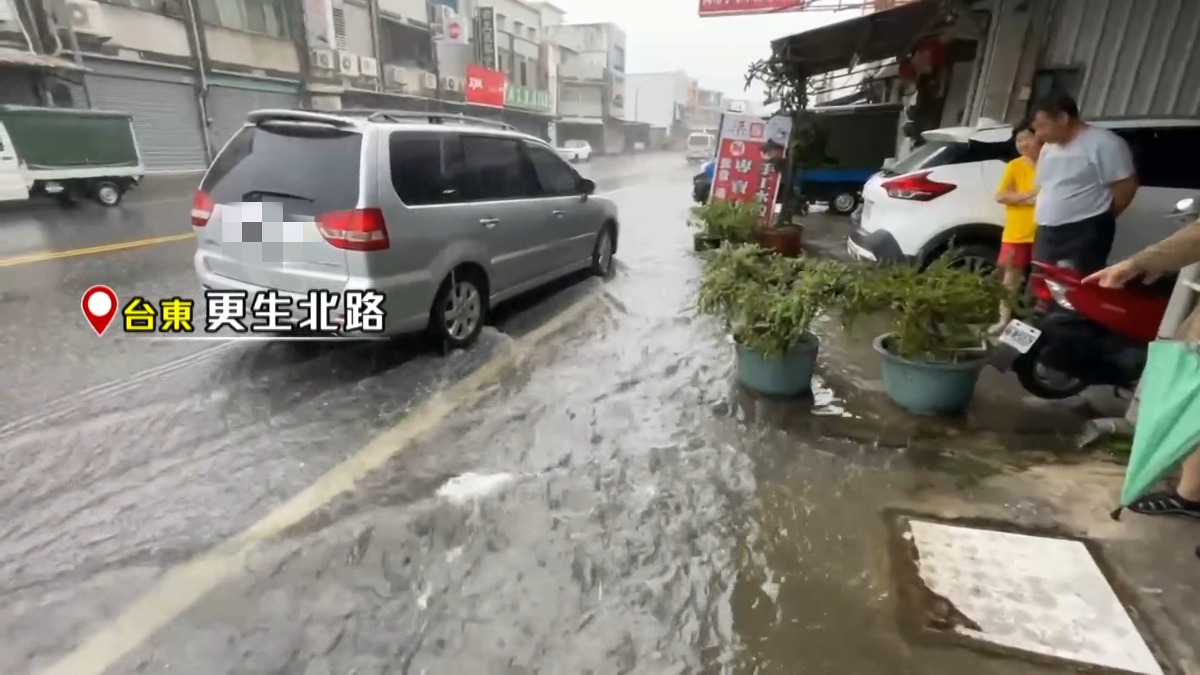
[1170,197,1198,219]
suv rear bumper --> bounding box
[847,226,910,264]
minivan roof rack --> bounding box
[334,108,517,131]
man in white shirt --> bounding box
[1030,94,1139,274]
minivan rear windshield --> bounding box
[688,135,713,147]
[201,123,363,214]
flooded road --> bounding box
[0,154,1187,675]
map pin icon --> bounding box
[81,285,118,336]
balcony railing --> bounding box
[559,62,605,82]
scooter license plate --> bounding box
[998,319,1042,354]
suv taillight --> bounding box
[191,190,214,227]
[880,171,956,201]
[317,208,389,251]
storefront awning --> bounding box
[770,0,957,76]
[0,47,88,72]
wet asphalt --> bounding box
[1,154,1098,675]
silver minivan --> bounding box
[191,110,620,349]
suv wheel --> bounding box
[591,225,615,277]
[941,243,999,275]
[428,271,487,350]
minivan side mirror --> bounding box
[579,178,596,196]
[881,157,897,170]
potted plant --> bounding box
[754,218,804,257]
[843,259,1019,416]
[690,198,761,251]
[744,51,818,258]
[698,244,849,397]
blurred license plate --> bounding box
[998,319,1041,354]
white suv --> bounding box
[847,119,1200,272]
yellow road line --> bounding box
[0,233,195,268]
[39,288,605,675]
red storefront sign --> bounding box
[710,113,793,221]
[698,0,806,17]
[465,65,505,107]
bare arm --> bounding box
[994,170,1031,205]
[1130,219,1200,275]
[1110,175,1139,216]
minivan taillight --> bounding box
[880,171,956,201]
[317,208,389,251]
[191,190,214,227]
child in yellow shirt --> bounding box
[989,120,1043,333]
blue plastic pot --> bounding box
[735,334,820,397]
[874,333,987,416]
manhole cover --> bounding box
[891,516,1163,675]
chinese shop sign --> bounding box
[505,85,551,113]
[710,113,793,221]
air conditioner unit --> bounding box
[442,76,461,93]
[358,56,378,78]
[336,50,360,78]
[423,72,438,90]
[66,0,112,40]
[310,49,335,71]
[385,65,405,89]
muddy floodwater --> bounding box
[0,156,1190,675]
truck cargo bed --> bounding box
[0,105,142,171]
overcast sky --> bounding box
[545,0,846,104]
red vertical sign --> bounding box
[710,113,792,222]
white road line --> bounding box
[37,289,604,675]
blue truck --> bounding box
[692,103,902,215]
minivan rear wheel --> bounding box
[428,270,487,350]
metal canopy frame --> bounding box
[769,0,961,77]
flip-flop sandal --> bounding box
[1127,489,1200,519]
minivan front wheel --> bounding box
[429,271,487,350]
[591,225,615,277]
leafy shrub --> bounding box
[691,199,761,243]
[697,245,850,357]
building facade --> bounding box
[626,69,690,149]
[2,0,627,173]
[685,87,722,132]
[545,21,625,154]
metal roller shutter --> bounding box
[207,86,302,154]
[1046,0,1200,118]
[85,65,208,172]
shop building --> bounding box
[545,21,626,154]
[626,69,691,149]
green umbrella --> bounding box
[1111,339,1200,519]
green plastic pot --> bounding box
[874,333,987,416]
[735,333,820,397]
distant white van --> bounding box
[686,132,715,162]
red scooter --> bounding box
[990,262,1174,399]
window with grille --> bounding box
[332,5,348,50]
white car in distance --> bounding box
[557,139,592,163]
